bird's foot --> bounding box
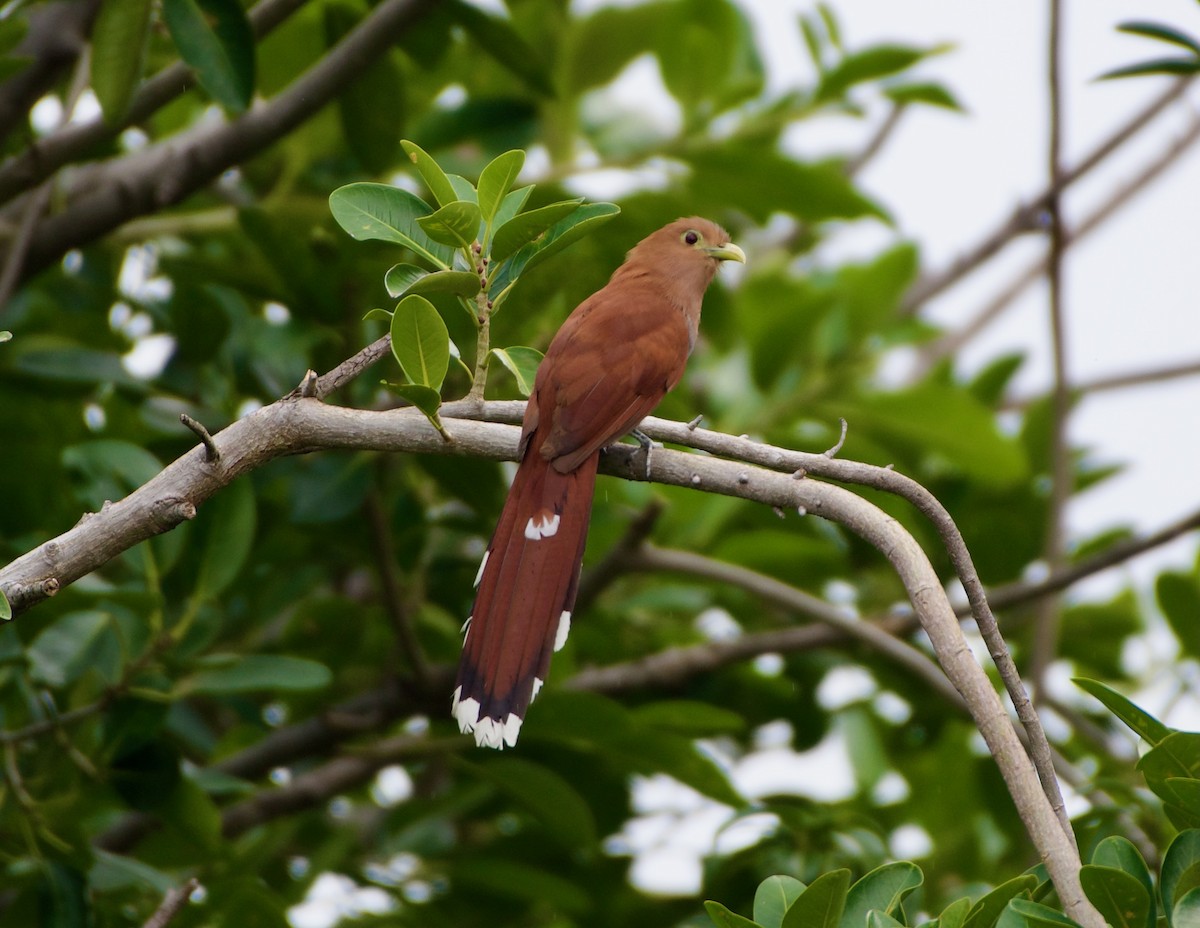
[629,428,661,479]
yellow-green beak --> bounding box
[705,242,746,264]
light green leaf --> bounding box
[28,610,111,687]
[490,346,543,397]
[884,82,963,111]
[1073,678,1171,745]
[490,198,584,263]
[185,654,332,694]
[842,862,924,928]
[447,174,479,203]
[0,330,11,343]
[477,149,525,226]
[1157,572,1200,657]
[91,0,153,122]
[938,898,974,928]
[755,876,807,928]
[328,183,453,267]
[385,263,429,298]
[999,898,1079,928]
[868,913,907,928]
[417,200,483,248]
[782,869,851,928]
[816,45,930,101]
[391,294,450,389]
[387,384,445,436]
[0,588,9,621]
[1080,865,1151,928]
[389,266,481,300]
[963,875,1038,928]
[162,0,255,113]
[493,185,535,231]
[363,307,392,323]
[194,478,256,600]
[1175,887,1200,928]
[400,139,460,207]
[1163,829,1200,927]
[705,900,762,928]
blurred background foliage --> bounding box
[0,0,1195,926]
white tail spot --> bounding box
[451,687,481,735]
[471,712,522,749]
[474,550,489,588]
[531,677,544,702]
[554,610,571,651]
[461,615,472,639]
[525,511,560,540]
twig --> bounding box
[845,104,905,177]
[916,111,1200,375]
[364,488,429,685]
[1005,357,1200,409]
[142,879,200,928]
[823,417,848,457]
[901,76,1192,315]
[180,414,220,463]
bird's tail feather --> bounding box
[453,446,597,748]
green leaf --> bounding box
[385,263,429,298]
[396,269,482,300]
[391,294,450,389]
[1174,887,1200,928]
[631,700,746,737]
[1073,678,1171,745]
[1118,21,1200,55]
[490,198,585,263]
[363,307,392,323]
[328,183,453,268]
[963,875,1038,928]
[447,174,479,203]
[1100,57,1200,80]
[159,776,223,853]
[1139,733,1200,811]
[447,0,554,96]
[884,82,963,111]
[783,869,852,928]
[89,850,176,893]
[0,588,9,621]
[1092,836,1156,928]
[162,0,255,113]
[194,478,256,600]
[27,610,111,688]
[1080,865,1151,928]
[493,184,534,230]
[841,862,924,928]
[1158,572,1200,657]
[490,346,543,396]
[477,149,525,226]
[705,900,763,928]
[939,898,974,928]
[490,202,620,306]
[1000,898,1079,928]
[387,383,444,426]
[400,139,460,207]
[1159,829,1200,927]
[816,45,930,101]
[326,1,403,173]
[185,654,332,694]
[417,200,483,248]
[755,875,807,928]
[868,913,907,928]
[91,0,153,122]
[470,757,596,849]
[0,330,10,343]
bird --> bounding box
[452,217,745,748]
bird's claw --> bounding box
[630,428,661,479]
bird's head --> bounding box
[623,217,745,306]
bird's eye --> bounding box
[683,230,700,245]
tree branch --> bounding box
[142,878,199,928]
[11,0,441,281]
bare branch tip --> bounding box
[686,414,703,431]
[823,418,849,458]
[180,413,220,463]
[298,369,319,398]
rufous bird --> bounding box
[453,217,745,748]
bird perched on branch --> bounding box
[453,217,745,748]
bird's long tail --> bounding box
[453,439,598,748]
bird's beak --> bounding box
[704,242,746,264]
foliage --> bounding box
[0,1,1193,927]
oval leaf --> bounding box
[1157,572,1200,658]
[1163,831,1200,926]
[91,0,153,122]
[401,139,460,207]
[842,862,924,928]
[490,198,584,263]
[363,307,392,323]
[329,183,453,267]
[391,294,449,389]
[783,870,852,928]
[162,0,255,113]
[185,655,332,694]
[1080,865,1151,928]
[490,346,543,397]
[755,876,807,928]
[477,149,525,225]
[385,263,429,299]
[406,270,483,299]
[704,901,762,928]
[417,200,483,248]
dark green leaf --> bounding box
[1100,57,1200,80]
[194,478,256,600]
[1159,817,1200,925]
[1118,21,1200,55]
[185,654,332,694]
[386,383,444,426]
[1000,898,1079,928]
[328,183,453,267]
[1080,865,1151,928]
[490,346,543,396]
[27,610,111,687]
[884,82,963,111]
[1139,733,1200,806]
[326,1,403,173]
[400,139,460,207]
[38,863,89,928]
[705,900,762,928]
[1158,572,1200,657]
[842,862,924,928]
[470,757,596,848]
[162,0,255,113]
[939,898,974,928]
[417,200,483,248]
[391,294,450,389]
[477,149,525,226]
[631,700,746,736]
[490,198,585,263]
[561,3,669,96]
[963,876,1038,928]
[401,269,482,300]
[91,0,153,122]
[89,850,176,893]
[447,0,554,96]
[1092,836,1156,928]
[0,588,9,621]
[783,869,851,928]
[755,875,807,928]
[1073,678,1171,745]
[385,263,429,298]
[868,913,907,928]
